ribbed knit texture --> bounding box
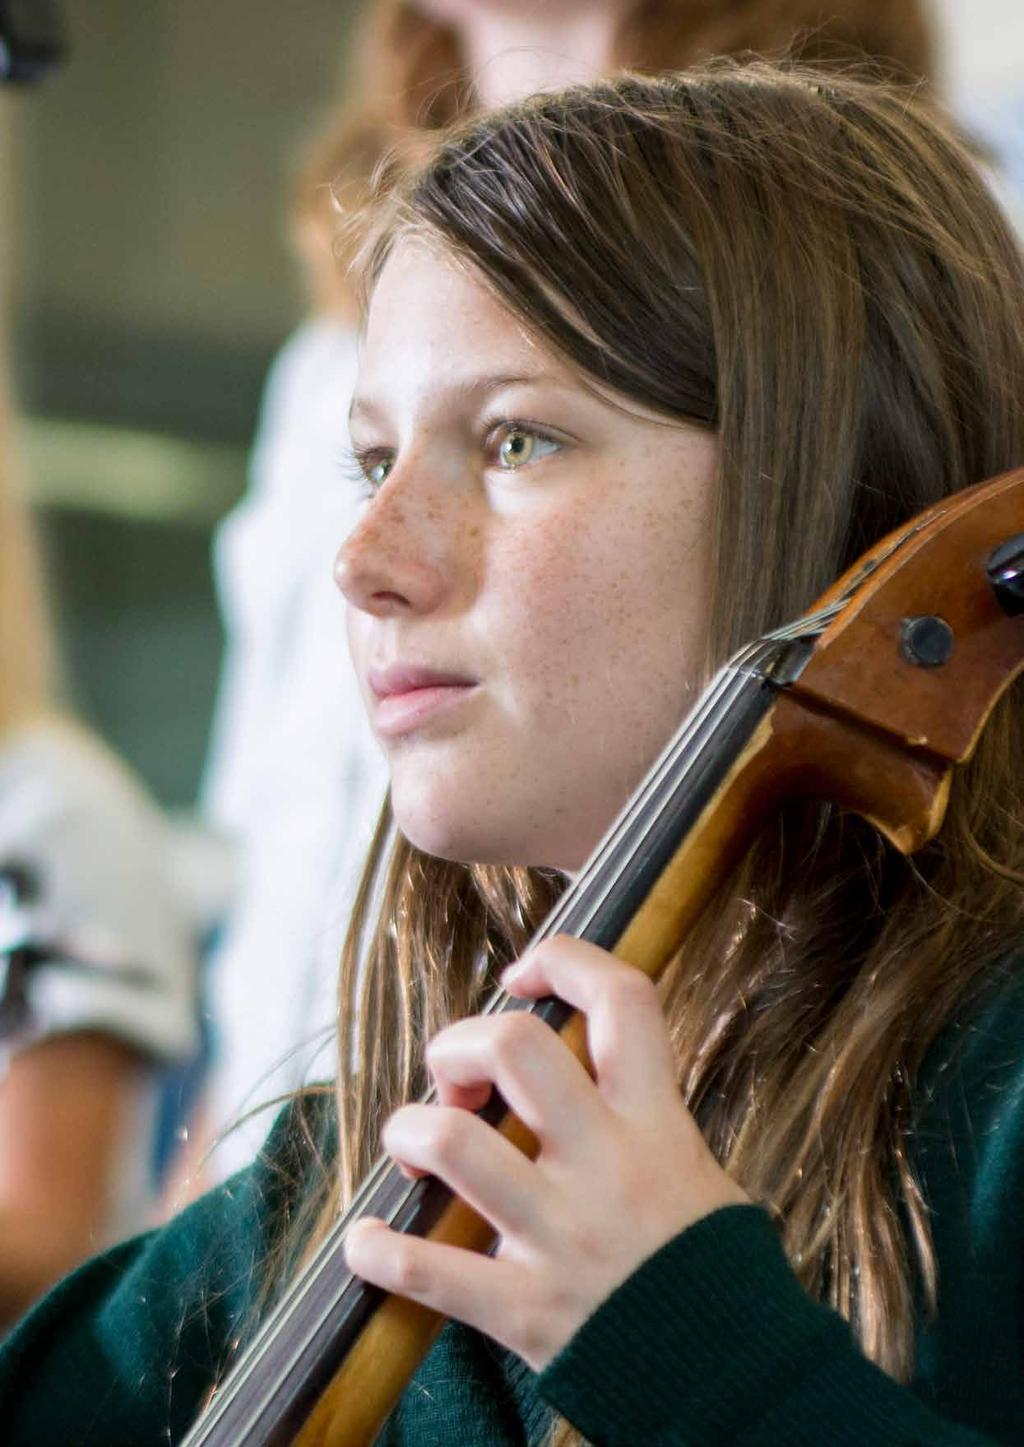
[539,1205,994,1445]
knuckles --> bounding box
[421,1108,470,1168]
[384,1104,470,1171]
[426,1009,548,1065]
[488,1009,549,1068]
[607,965,659,1013]
[526,937,563,971]
[423,1029,455,1068]
[381,1104,421,1153]
[387,1241,435,1300]
[530,938,661,1011]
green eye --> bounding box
[495,426,562,470]
[367,457,392,487]
[498,429,536,468]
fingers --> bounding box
[345,1217,526,1351]
[350,937,736,1374]
[502,936,678,1116]
[383,1102,544,1237]
[432,1076,492,1114]
[425,1008,605,1153]
[345,1217,578,1370]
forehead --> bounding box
[357,238,563,401]
[356,235,697,435]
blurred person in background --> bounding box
[0,376,198,1327]
[196,0,937,1183]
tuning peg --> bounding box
[988,533,1024,617]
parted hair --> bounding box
[259,65,1024,1447]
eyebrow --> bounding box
[348,371,571,427]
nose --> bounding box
[334,473,452,619]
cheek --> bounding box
[466,505,701,869]
[494,500,701,736]
[493,530,592,677]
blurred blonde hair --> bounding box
[291,0,937,293]
[0,376,53,733]
[344,0,936,130]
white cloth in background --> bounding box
[0,716,198,1240]
[202,317,387,1177]
[959,87,1024,234]
[991,92,1024,224]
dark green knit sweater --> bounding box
[3,962,1024,1446]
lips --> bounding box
[368,662,479,739]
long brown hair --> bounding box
[277,68,1024,1427]
[0,377,53,734]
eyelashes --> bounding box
[341,417,566,500]
[338,444,392,500]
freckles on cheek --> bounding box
[497,539,631,737]
[528,503,692,733]
[497,531,587,665]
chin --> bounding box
[394,805,512,866]
[388,761,504,864]
[391,791,586,873]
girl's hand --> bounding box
[343,936,748,1371]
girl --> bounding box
[4,63,1024,1445]
[200,0,938,1182]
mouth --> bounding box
[368,662,479,740]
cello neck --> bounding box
[184,620,826,1447]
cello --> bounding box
[184,466,1024,1447]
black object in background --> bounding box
[0,859,159,1042]
[0,861,44,1038]
[0,0,66,85]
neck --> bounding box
[181,623,816,1446]
[459,8,624,108]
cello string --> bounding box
[245,615,822,1279]
[197,632,803,1434]
[195,609,841,1435]
[191,658,750,1435]
[202,661,765,1432]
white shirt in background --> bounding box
[0,716,198,1240]
[202,317,387,1177]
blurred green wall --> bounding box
[7,0,360,805]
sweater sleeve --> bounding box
[537,1205,998,1447]
[0,1176,260,1447]
[0,1094,330,1447]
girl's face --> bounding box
[338,240,717,872]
